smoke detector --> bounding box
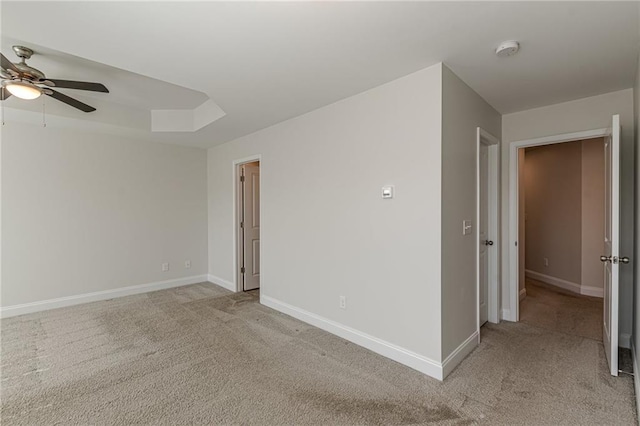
[496,41,520,57]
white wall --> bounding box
[2,123,208,308]
[440,65,501,360]
[502,89,635,344]
[581,138,605,292]
[208,65,444,369]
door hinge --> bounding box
[240,221,244,229]
[241,267,246,274]
[240,175,245,182]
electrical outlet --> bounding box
[162,262,169,272]
[184,260,191,269]
[339,296,346,309]
[544,258,549,267]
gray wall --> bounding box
[440,65,501,359]
[524,141,583,285]
[581,138,606,293]
[2,123,208,307]
[633,2,640,386]
[523,139,605,295]
[518,150,526,295]
[208,65,445,363]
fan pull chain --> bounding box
[42,96,46,127]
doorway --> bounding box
[236,160,260,292]
[507,116,622,377]
[518,138,605,342]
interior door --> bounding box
[242,162,260,291]
[601,115,620,376]
[479,143,489,325]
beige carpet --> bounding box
[520,278,603,341]
[1,282,636,425]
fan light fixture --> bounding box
[5,81,41,100]
[1,45,109,112]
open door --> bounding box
[601,114,622,376]
[240,162,260,291]
[479,142,490,326]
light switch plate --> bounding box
[382,185,394,199]
[463,220,472,235]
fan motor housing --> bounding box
[13,63,45,80]
[9,46,45,80]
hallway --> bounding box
[520,278,603,341]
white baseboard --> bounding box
[620,333,632,349]
[442,331,479,379]
[207,274,236,292]
[525,270,603,298]
[580,285,604,298]
[632,341,640,425]
[519,288,527,301]
[0,274,209,319]
[261,295,445,380]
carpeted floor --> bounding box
[1,282,636,425]
[520,278,603,341]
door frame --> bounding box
[233,154,262,293]
[506,128,608,322]
[476,128,500,333]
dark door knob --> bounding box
[485,240,494,246]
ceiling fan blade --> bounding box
[1,53,19,74]
[47,79,108,93]
[46,89,96,113]
[1,87,11,100]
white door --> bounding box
[602,115,622,376]
[242,162,260,291]
[479,143,490,325]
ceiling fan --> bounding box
[1,45,108,113]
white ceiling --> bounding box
[0,38,208,110]
[2,1,638,148]
[0,37,210,132]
